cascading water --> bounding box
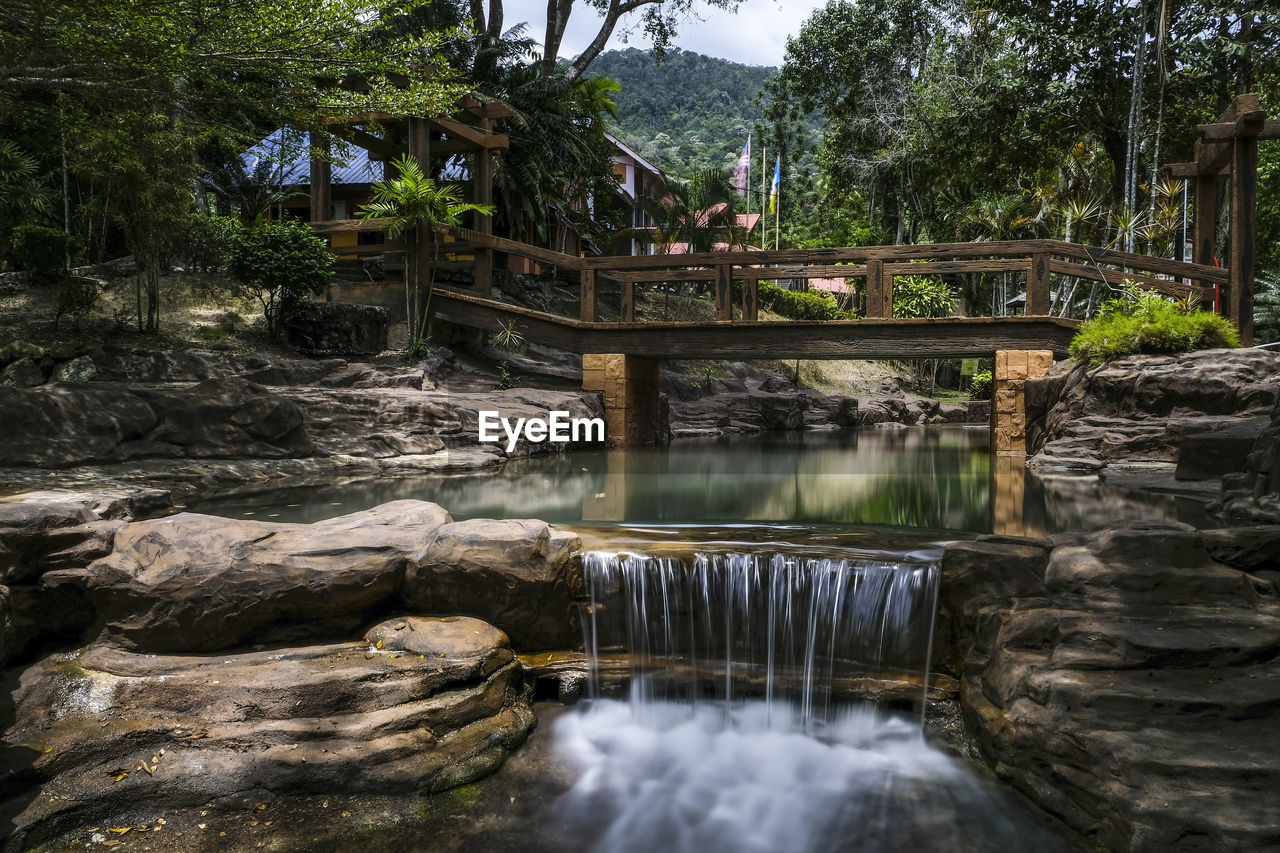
[579,551,941,729]
[554,551,1075,853]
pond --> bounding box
[193,426,1215,537]
[178,425,1211,852]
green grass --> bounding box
[1068,285,1240,365]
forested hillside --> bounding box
[589,48,817,175]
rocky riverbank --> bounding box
[0,495,582,851]
[940,523,1280,852]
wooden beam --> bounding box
[1193,173,1219,292]
[883,259,1028,276]
[437,225,585,271]
[1027,253,1051,316]
[310,218,389,234]
[1054,243,1227,282]
[332,125,398,159]
[580,270,597,322]
[429,288,1079,360]
[1231,122,1258,344]
[1047,260,1208,299]
[865,258,890,318]
[599,268,717,283]
[429,116,510,150]
[621,281,635,323]
[1197,118,1280,141]
[742,278,758,321]
[732,264,867,280]
[308,132,331,224]
[715,264,733,321]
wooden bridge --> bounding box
[424,225,1228,361]
[395,225,1233,451]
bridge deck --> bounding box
[432,288,1079,360]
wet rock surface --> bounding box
[941,524,1280,852]
[1026,349,1280,474]
[406,519,582,651]
[0,620,535,852]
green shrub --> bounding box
[968,369,993,401]
[892,274,955,319]
[757,282,856,321]
[53,276,99,329]
[179,214,240,273]
[1068,283,1240,365]
[9,224,71,278]
[227,219,333,334]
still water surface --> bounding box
[193,426,1212,536]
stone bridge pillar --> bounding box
[992,350,1054,456]
[582,354,662,447]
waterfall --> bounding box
[580,551,940,731]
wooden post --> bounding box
[407,118,432,338]
[308,132,331,224]
[865,258,890,318]
[472,116,495,295]
[621,281,635,323]
[580,270,597,322]
[742,278,758,322]
[1193,170,1218,307]
[1027,252,1050,316]
[716,264,733,321]
[1231,113,1260,345]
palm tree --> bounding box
[202,158,302,225]
[959,192,1041,316]
[360,154,495,348]
[1051,195,1104,316]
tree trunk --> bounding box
[541,0,575,76]
[561,0,632,83]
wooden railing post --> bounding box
[1027,252,1051,316]
[742,277,758,321]
[865,258,890,318]
[580,269,597,322]
[716,264,733,322]
[621,280,635,323]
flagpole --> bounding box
[761,144,766,246]
[775,164,780,250]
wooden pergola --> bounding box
[305,96,512,291]
[1169,92,1277,345]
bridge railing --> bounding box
[433,226,1229,326]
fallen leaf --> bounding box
[114,772,128,782]
[376,640,383,649]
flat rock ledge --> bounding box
[0,494,589,850]
[0,616,535,852]
[941,523,1280,852]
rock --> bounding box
[1,357,44,387]
[2,621,534,851]
[49,355,96,383]
[1027,349,1280,473]
[1216,399,1280,524]
[0,378,314,467]
[284,300,389,356]
[0,341,46,366]
[405,519,581,650]
[941,524,1280,852]
[54,500,452,652]
[1198,525,1280,573]
[365,615,510,669]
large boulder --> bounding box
[1026,349,1280,473]
[1,616,535,851]
[404,519,581,650]
[941,524,1280,852]
[50,500,451,652]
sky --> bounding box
[498,0,828,67]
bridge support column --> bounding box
[992,350,1053,456]
[582,354,661,447]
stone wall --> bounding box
[992,349,1054,455]
[581,353,665,446]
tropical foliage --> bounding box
[227,219,333,335]
[360,155,495,346]
[1068,283,1240,365]
[757,283,855,321]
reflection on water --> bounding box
[192,427,1215,536]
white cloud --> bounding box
[497,0,827,67]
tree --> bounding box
[1,0,463,332]
[360,155,495,349]
[228,219,333,335]
[458,0,744,83]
